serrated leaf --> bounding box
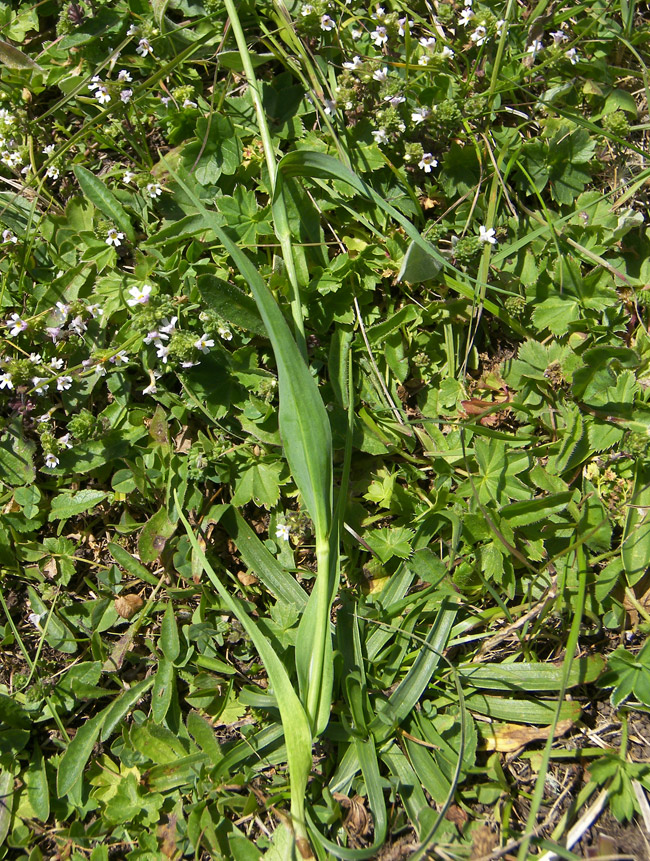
[365,527,415,564]
[231,460,285,509]
[48,489,110,522]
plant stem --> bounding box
[306,536,331,729]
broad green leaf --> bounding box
[397,240,442,284]
[365,527,415,564]
[0,693,30,728]
[108,542,159,586]
[187,710,224,766]
[0,38,41,70]
[458,656,605,691]
[138,507,177,564]
[0,769,13,845]
[25,744,50,822]
[151,657,175,722]
[622,463,650,584]
[0,419,35,486]
[160,602,180,662]
[131,720,188,763]
[73,166,135,242]
[499,492,574,527]
[28,586,78,654]
[231,460,284,509]
[198,274,266,336]
[48,489,110,522]
[100,678,155,741]
[57,708,107,796]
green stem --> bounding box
[305,537,331,728]
[223,0,307,359]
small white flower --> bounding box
[126,284,152,306]
[50,357,64,370]
[159,316,178,334]
[218,326,233,341]
[323,99,337,115]
[385,94,406,107]
[320,14,335,31]
[496,19,506,37]
[28,612,44,627]
[550,30,569,45]
[411,107,431,124]
[418,55,430,66]
[275,523,291,541]
[111,350,129,364]
[372,5,386,19]
[38,412,52,423]
[372,128,389,145]
[470,25,488,46]
[351,28,363,40]
[300,4,313,15]
[57,375,73,391]
[118,69,133,82]
[3,151,22,168]
[373,66,389,82]
[32,376,48,394]
[156,344,170,363]
[194,333,215,353]
[88,75,102,92]
[181,360,199,368]
[440,46,455,59]
[527,39,543,57]
[120,89,133,104]
[55,301,69,320]
[182,98,197,108]
[371,26,388,46]
[6,313,27,337]
[29,353,42,364]
[419,36,436,49]
[95,86,111,105]
[69,315,87,336]
[44,453,59,468]
[0,372,13,389]
[0,109,15,124]
[136,38,153,57]
[146,182,163,198]
[2,228,17,244]
[123,170,135,184]
[106,227,125,247]
[143,380,158,395]
[46,326,62,342]
[478,225,497,245]
[59,433,73,449]
[418,153,438,172]
[397,17,413,36]
[87,303,103,318]
[46,165,60,180]
[160,95,171,106]
[343,56,363,71]
[144,329,167,345]
[127,23,138,35]
[566,48,578,64]
[459,8,474,26]
[42,144,56,155]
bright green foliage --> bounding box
[600,641,650,707]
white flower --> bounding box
[300,4,313,15]
[57,375,73,391]
[397,17,413,36]
[440,46,455,59]
[38,412,52,423]
[385,94,405,107]
[370,26,388,46]
[181,360,198,368]
[0,109,15,124]
[464,0,473,5]
[136,38,153,57]
[182,98,197,108]
[127,24,138,35]
[95,86,111,105]
[320,14,335,31]
[343,56,363,71]
[527,39,543,57]
[55,301,69,320]
[29,353,42,364]
[418,55,430,66]
[566,48,578,64]
[123,170,135,184]
[87,304,103,318]
[275,523,291,541]
[120,89,133,104]
[111,350,128,364]
[32,376,48,394]
[28,612,44,627]
[146,182,162,198]
[42,144,56,155]
[59,433,73,449]
[419,37,436,49]
[88,75,102,92]
[418,153,438,172]
[126,284,152,306]
[496,19,506,37]
[351,28,363,40]
[106,228,125,247]
[459,8,474,26]
[194,333,215,353]
[372,128,388,145]
[373,67,389,82]
[160,95,171,106]
[0,372,13,389]
[46,165,60,180]
[46,326,62,342]
[218,326,233,341]
[478,225,497,245]
[372,5,386,19]
[159,316,177,334]
[550,30,569,45]
[2,228,17,243]
[470,25,488,46]
[44,453,59,468]
[143,380,158,395]
[3,151,22,168]
[69,315,87,336]
[323,99,337,115]
[118,69,133,82]
[144,329,167,345]
[50,357,64,370]
[6,313,27,337]
[411,107,431,124]
[156,344,170,363]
